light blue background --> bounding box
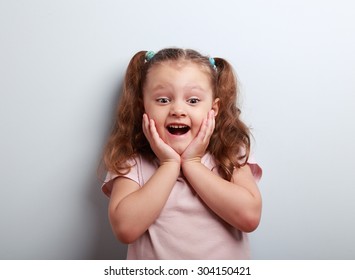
[1,0,354,259]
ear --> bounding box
[212,98,220,117]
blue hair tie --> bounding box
[209,57,217,71]
[145,51,155,62]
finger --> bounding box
[196,116,208,143]
[202,110,215,143]
[142,114,150,139]
[208,110,216,137]
[150,119,171,149]
[149,118,164,145]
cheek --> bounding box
[144,102,168,121]
[153,120,167,138]
[143,104,158,121]
[191,110,209,125]
[146,109,161,121]
[146,111,166,131]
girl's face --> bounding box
[143,61,219,155]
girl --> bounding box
[102,48,262,259]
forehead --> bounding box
[144,61,213,89]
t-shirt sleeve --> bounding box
[101,171,118,198]
[101,158,141,198]
[247,155,262,182]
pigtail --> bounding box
[103,51,148,175]
[119,51,146,138]
[210,58,251,181]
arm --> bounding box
[108,114,181,244]
[181,162,262,232]
[108,162,180,244]
[181,110,262,232]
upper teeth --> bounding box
[169,125,187,129]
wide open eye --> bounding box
[187,97,200,104]
[156,97,170,104]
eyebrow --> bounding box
[148,84,208,94]
[183,85,206,92]
[150,84,171,92]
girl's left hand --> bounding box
[181,110,215,164]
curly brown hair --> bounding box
[102,48,250,181]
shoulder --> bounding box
[235,148,262,182]
[102,155,158,197]
[246,154,262,182]
[203,152,262,182]
[201,152,217,170]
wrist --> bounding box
[159,160,181,178]
[159,159,181,169]
[181,156,202,170]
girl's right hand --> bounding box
[142,114,181,165]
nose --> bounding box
[170,101,187,117]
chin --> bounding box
[170,144,189,155]
[172,147,186,155]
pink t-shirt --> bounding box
[102,153,262,260]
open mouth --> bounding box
[167,124,190,135]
